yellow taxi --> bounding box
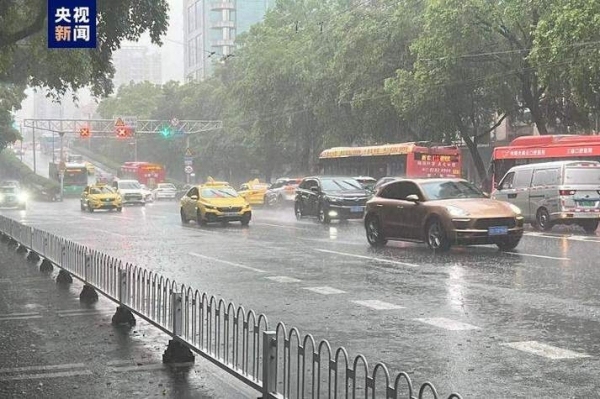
[85,162,95,175]
[238,179,270,205]
[180,178,252,226]
[80,184,122,212]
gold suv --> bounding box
[81,184,122,212]
[180,179,252,226]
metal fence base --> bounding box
[56,270,73,285]
[40,259,54,272]
[111,306,136,328]
[79,284,98,304]
[16,244,28,254]
[162,339,195,364]
[27,251,40,263]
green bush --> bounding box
[0,149,60,200]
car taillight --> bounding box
[559,190,576,196]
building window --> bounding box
[195,36,203,64]
[188,39,196,67]
[188,5,195,33]
[195,1,202,31]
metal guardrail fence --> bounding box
[0,215,463,399]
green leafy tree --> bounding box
[97,81,164,119]
[1,0,169,149]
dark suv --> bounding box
[294,176,370,223]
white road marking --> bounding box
[0,363,86,373]
[253,222,304,230]
[106,359,135,366]
[188,252,266,273]
[57,309,114,318]
[266,276,302,283]
[502,341,591,359]
[80,217,99,221]
[0,313,42,321]
[303,286,346,295]
[0,370,93,381]
[505,252,570,261]
[415,317,480,331]
[314,249,419,267]
[0,312,41,317]
[352,300,404,310]
[524,232,600,243]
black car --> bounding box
[294,176,370,223]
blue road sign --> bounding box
[48,0,97,49]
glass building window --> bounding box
[187,5,195,33]
[188,39,196,67]
[195,1,202,31]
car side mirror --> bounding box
[493,182,499,189]
[190,195,198,200]
[406,194,420,202]
[482,192,490,198]
[310,187,320,193]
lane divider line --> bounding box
[505,252,570,261]
[0,363,86,374]
[314,248,420,267]
[0,370,93,381]
[188,252,266,273]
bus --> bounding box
[490,134,600,187]
[318,142,462,179]
[49,162,89,196]
[40,134,60,155]
[118,162,165,188]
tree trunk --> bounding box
[461,132,488,183]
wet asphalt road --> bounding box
[2,197,600,399]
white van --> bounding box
[112,179,145,205]
[492,161,600,232]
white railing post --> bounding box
[171,292,183,336]
[261,331,277,398]
[118,268,128,305]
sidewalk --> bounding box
[0,241,256,399]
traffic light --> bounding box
[160,125,173,138]
[79,127,91,138]
[116,127,129,138]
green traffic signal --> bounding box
[160,126,173,138]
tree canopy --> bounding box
[89,0,600,183]
[0,0,169,150]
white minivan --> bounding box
[492,160,600,233]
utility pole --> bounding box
[32,126,37,173]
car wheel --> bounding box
[535,208,553,231]
[263,195,270,207]
[116,207,122,213]
[365,215,387,247]
[241,213,251,226]
[426,218,451,252]
[196,210,206,226]
[496,236,521,251]
[580,220,599,234]
[80,202,85,211]
[87,202,94,213]
[180,208,189,224]
[318,205,331,224]
[294,202,303,220]
[276,195,284,208]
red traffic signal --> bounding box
[79,127,91,138]
[116,127,131,138]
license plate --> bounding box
[578,201,595,207]
[222,212,238,216]
[488,226,508,236]
[350,206,364,213]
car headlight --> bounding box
[203,204,215,210]
[445,205,470,217]
[19,193,28,202]
[325,196,343,204]
[0,194,4,201]
[508,203,522,215]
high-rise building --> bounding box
[113,46,162,89]
[183,0,273,82]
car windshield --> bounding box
[119,182,141,189]
[321,178,363,191]
[564,168,600,184]
[201,187,238,198]
[90,186,115,194]
[420,180,486,200]
[0,187,16,194]
[159,184,176,190]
